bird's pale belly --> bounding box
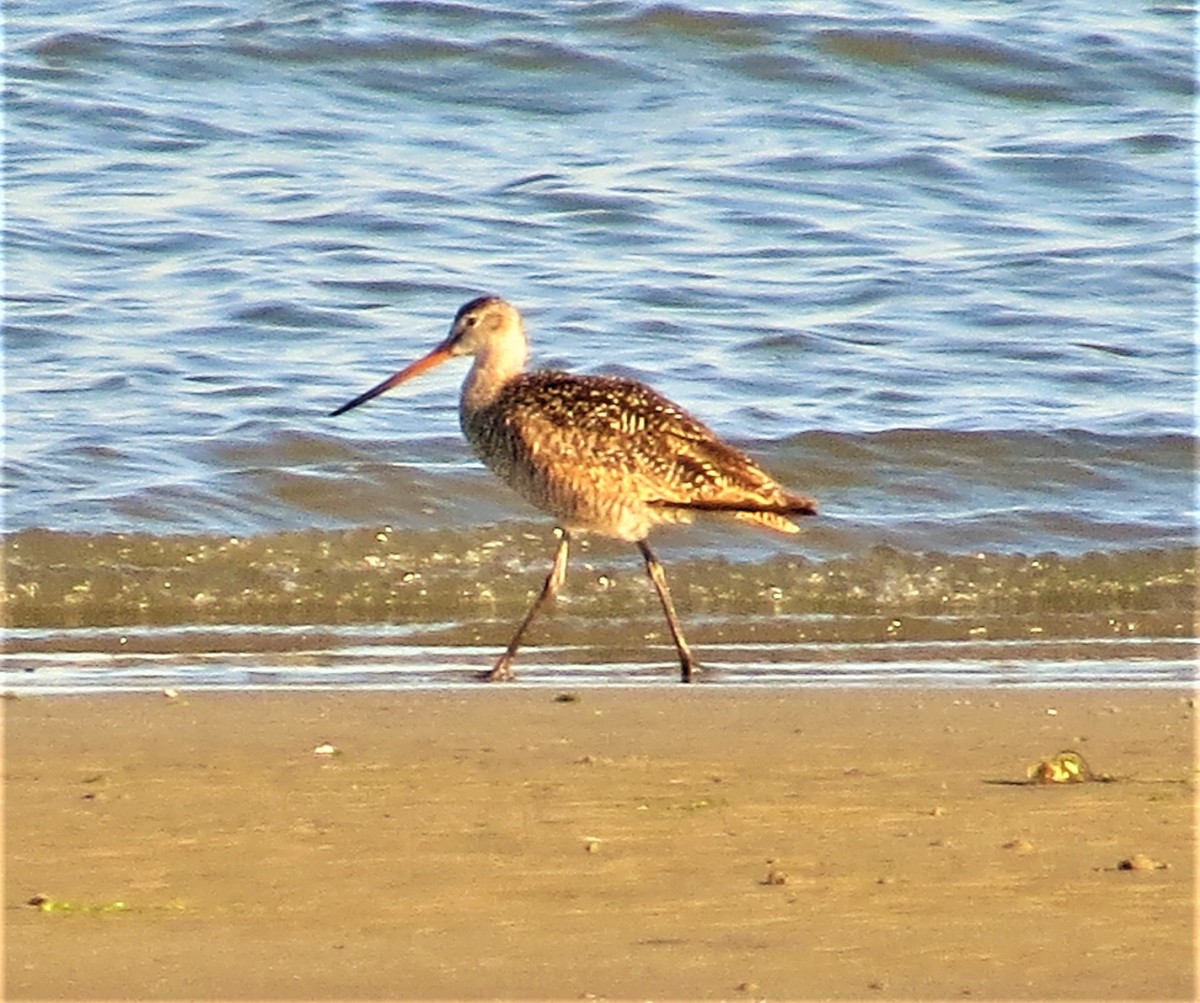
[557,493,693,543]
[485,447,693,542]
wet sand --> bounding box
[4,688,1195,1000]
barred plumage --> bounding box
[331,296,818,683]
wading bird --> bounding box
[330,296,817,682]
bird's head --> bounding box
[444,295,524,356]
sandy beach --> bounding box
[4,687,1194,1000]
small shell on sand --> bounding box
[1027,750,1092,783]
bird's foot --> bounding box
[679,658,699,684]
[481,657,516,683]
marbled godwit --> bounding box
[330,296,817,682]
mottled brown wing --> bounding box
[497,373,816,531]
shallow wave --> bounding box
[2,525,1193,691]
[3,523,1192,631]
[3,423,1193,556]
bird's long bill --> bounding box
[328,343,454,417]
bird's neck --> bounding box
[461,335,528,414]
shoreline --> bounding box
[6,687,1195,1000]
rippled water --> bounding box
[2,1,1195,690]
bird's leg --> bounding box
[636,540,698,683]
[486,529,571,682]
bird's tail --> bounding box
[650,493,818,536]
